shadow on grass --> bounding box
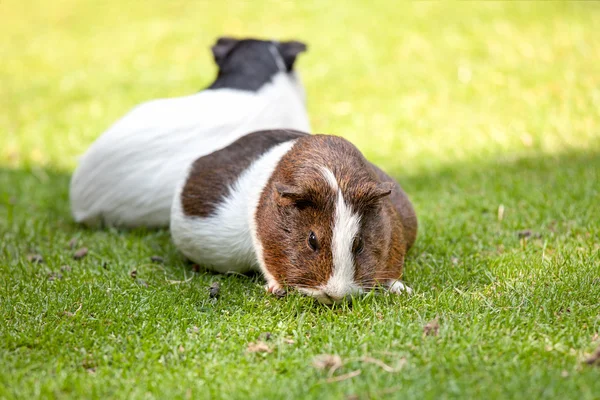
[1,148,598,293]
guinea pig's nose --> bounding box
[324,292,351,304]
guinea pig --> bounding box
[170,129,418,304]
[70,37,310,228]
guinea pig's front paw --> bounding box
[386,280,413,295]
[265,283,287,298]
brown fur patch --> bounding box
[181,129,306,217]
[371,165,418,251]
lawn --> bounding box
[1,1,600,398]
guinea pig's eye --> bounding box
[307,231,319,251]
[353,236,364,254]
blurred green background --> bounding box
[2,1,599,172]
[1,1,599,399]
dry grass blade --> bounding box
[313,354,343,376]
[424,317,440,337]
[584,345,600,365]
[73,247,88,260]
[246,341,272,353]
[325,370,361,383]
[166,276,193,284]
[68,237,78,249]
[360,356,406,373]
[497,204,505,221]
[63,303,82,317]
[27,254,44,264]
[135,279,149,287]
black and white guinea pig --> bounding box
[171,129,418,304]
[70,37,310,228]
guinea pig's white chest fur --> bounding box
[170,133,300,273]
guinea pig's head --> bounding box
[209,37,308,100]
[211,37,306,77]
[255,135,406,305]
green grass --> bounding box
[1,1,600,398]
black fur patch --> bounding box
[206,38,306,92]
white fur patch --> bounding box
[170,140,297,274]
[71,72,310,228]
[297,287,335,305]
[319,166,338,191]
[323,171,362,300]
[387,280,413,295]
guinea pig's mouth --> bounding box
[296,287,363,305]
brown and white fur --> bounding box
[170,130,417,304]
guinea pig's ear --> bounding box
[278,40,307,71]
[373,182,394,198]
[211,37,239,66]
[361,181,394,205]
[274,182,305,206]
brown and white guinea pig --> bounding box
[170,129,418,304]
